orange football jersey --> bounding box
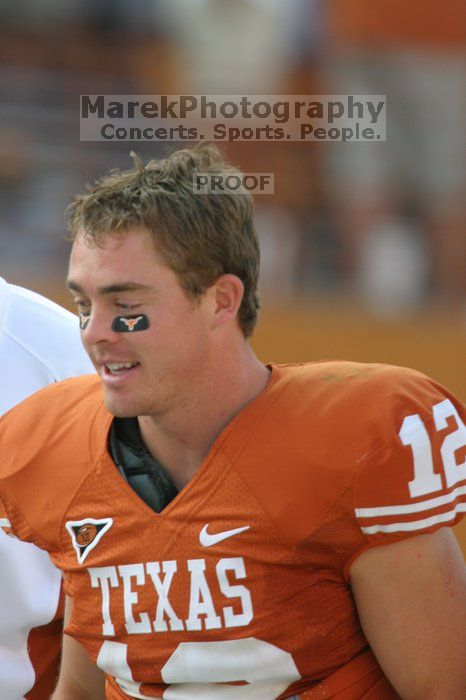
[0,361,465,699]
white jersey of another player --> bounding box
[0,277,93,699]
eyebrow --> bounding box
[66,279,153,295]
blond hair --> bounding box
[68,145,260,337]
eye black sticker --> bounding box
[111,314,150,333]
[79,313,90,330]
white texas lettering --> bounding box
[118,564,151,634]
[88,557,253,636]
[89,566,119,635]
[186,559,222,631]
[146,560,183,632]
[217,557,253,627]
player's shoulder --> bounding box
[0,375,110,548]
[275,360,464,469]
[274,360,453,427]
[0,279,93,379]
[0,375,106,484]
[240,360,457,463]
[0,374,104,442]
[280,358,438,396]
[279,361,466,561]
[232,361,464,546]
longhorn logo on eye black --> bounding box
[79,313,90,330]
[111,314,150,333]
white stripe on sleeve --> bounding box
[355,483,466,519]
[360,502,466,534]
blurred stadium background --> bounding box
[0,0,465,551]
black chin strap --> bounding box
[108,417,178,513]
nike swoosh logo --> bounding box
[199,524,250,547]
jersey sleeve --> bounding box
[0,395,58,551]
[346,373,466,576]
[0,498,13,536]
[0,375,106,553]
[0,491,52,550]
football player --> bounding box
[0,146,465,699]
[0,277,94,699]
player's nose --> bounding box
[80,310,119,346]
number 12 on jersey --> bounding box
[399,398,466,499]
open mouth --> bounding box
[104,362,140,376]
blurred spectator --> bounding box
[322,0,466,314]
[155,0,298,94]
[152,0,318,306]
[255,204,302,302]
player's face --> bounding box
[67,228,212,418]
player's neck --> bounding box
[137,347,270,490]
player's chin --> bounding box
[102,392,140,418]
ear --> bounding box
[209,274,244,330]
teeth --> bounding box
[106,362,137,374]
